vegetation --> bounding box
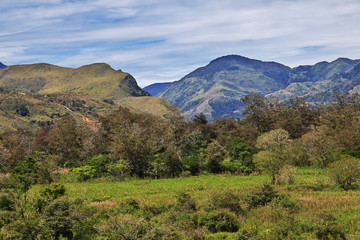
[1,92,360,238]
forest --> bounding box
[1,93,360,239]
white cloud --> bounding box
[1,0,360,86]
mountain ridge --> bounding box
[0,62,149,99]
[155,55,360,120]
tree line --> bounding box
[1,92,360,186]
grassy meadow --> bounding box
[32,167,360,239]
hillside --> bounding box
[0,62,6,69]
[267,58,360,104]
[0,91,118,131]
[0,63,179,131]
[0,63,149,99]
[143,82,173,96]
[159,55,291,120]
[158,55,360,120]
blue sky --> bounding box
[1,0,360,87]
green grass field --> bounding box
[44,167,360,239]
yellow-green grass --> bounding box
[46,167,360,236]
[60,174,268,206]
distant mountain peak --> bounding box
[0,62,7,69]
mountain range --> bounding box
[147,55,360,120]
[0,62,6,69]
[2,55,360,128]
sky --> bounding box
[1,0,360,87]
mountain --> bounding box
[0,63,179,131]
[0,62,6,69]
[0,63,149,100]
[0,91,118,131]
[159,55,291,120]
[267,58,360,104]
[158,55,360,120]
[143,82,173,96]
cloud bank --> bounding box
[1,0,360,86]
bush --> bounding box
[96,214,150,240]
[209,191,243,214]
[39,199,75,240]
[245,184,278,210]
[71,166,96,181]
[312,212,346,240]
[271,195,299,213]
[35,183,66,212]
[328,155,360,190]
[174,192,197,213]
[88,155,110,178]
[197,209,239,233]
[0,193,14,211]
[107,160,128,181]
[117,198,140,215]
[277,165,297,185]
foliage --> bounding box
[328,155,360,190]
[71,166,97,181]
[312,212,346,240]
[277,165,297,185]
[224,136,254,173]
[254,129,291,184]
[209,191,243,214]
[38,199,75,240]
[107,160,128,181]
[205,141,226,173]
[174,192,197,213]
[245,184,278,210]
[196,209,239,233]
[96,214,150,240]
[88,155,110,178]
[10,151,53,192]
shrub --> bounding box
[210,191,243,214]
[117,198,140,214]
[179,171,191,178]
[96,214,150,240]
[245,184,278,210]
[328,155,360,190]
[0,193,14,211]
[197,209,239,233]
[71,166,96,181]
[174,192,197,213]
[277,165,297,185]
[107,160,128,181]
[88,155,110,178]
[35,183,66,212]
[38,199,75,240]
[271,195,299,213]
[312,212,346,240]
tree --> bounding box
[205,141,226,173]
[328,155,360,190]
[254,129,291,184]
[241,93,317,139]
[46,116,83,165]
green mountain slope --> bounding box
[0,63,179,131]
[159,55,360,120]
[0,63,149,99]
[268,59,360,104]
[159,55,291,120]
[0,91,117,131]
